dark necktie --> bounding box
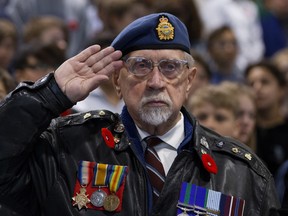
[144,136,166,203]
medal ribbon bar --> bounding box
[108,164,128,193]
[78,160,95,185]
[177,182,245,216]
[93,163,109,186]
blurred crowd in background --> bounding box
[0,0,288,208]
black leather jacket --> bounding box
[0,74,280,216]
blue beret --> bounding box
[111,13,191,56]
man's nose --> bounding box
[146,66,165,88]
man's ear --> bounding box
[112,69,122,99]
[186,67,197,95]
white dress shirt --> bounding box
[137,112,185,175]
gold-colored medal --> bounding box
[103,194,120,212]
[72,187,90,210]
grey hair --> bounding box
[184,52,195,68]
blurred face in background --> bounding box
[0,20,17,70]
[0,36,16,70]
[15,55,53,82]
[234,94,256,143]
[245,66,285,111]
[208,28,238,68]
[39,26,68,52]
[193,102,239,137]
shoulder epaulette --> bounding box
[211,135,271,179]
[194,124,271,179]
[51,110,119,128]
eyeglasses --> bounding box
[123,56,189,79]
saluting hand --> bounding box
[54,45,123,103]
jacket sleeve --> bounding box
[263,175,282,215]
[0,73,74,215]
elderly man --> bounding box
[0,13,280,216]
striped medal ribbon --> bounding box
[177,182,245,216]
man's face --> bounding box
[114,49,195,130]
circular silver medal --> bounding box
[90,189,107,207]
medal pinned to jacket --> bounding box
[72,160,128,212]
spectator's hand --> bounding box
[54,45,123,103]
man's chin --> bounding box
[140,108,171,126]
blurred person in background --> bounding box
[0,68,17,100]
[194,0,264,71]
[271,48,288,117]
[258,0,288,57]
[186,84,240,138]
[206,25,243,84]
[22,15,69,58]
[4,0,93,57]
[96,0,151,36]
[245,60,288,176]
[0,18,18,73]
[220,81,257,151]
[12,42,74,117]
[153,0,205,53]
[12,42,66,83]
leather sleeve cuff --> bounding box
[13,73,75,116]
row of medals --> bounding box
[75,187,120,212]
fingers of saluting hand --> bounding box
[74,44,102,62]
[89,47,123,76]
[71,45,123,77]
[74,45,121,69]
[81,55,123,95]
[54,45,123,103]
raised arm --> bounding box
[0,45,122,215]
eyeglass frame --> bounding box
[122,56,189,79]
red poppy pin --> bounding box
[101,128,115,148]
[201,154,218,174]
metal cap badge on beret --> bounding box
[111,13,191,56]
